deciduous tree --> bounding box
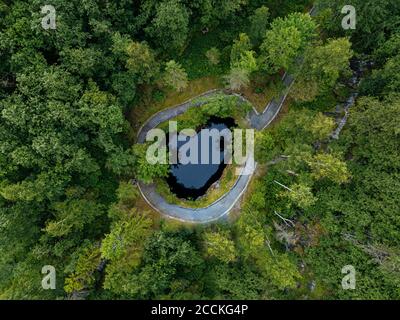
[162,60,188,92]
[204,231,236,263]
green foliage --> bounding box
[64,243,102,294]
[171,94,250,130]
[115,181,139,208]
[308,153,350,184]
[203,230,236,263]
[101,211,153,266]
[266,108,326,151]
[317,0,400,53]
[112,230,205,298]
[373,33,400,66]
[230,33,252,67]
[235,208,301,290]
[1,0,398,301]
[292,38,353,101]
[179,31,228,79]
[286,183,317,209]
[209,263,270,299]
[236,217,265,259]
[290,89,400,298]
[195,0,248,28]
[260,12,317,73]
[228,33,258,88]
[205,47,221,65]
[255,131,275,163]
[261,25,302,73]
[99,179,154,296]
[60,48,103,78]
[125,41,159,84]
[257,251,301,290]
[132,144,169,184]
[224,67,250,90]
[145,0,189,55]
[45,197,105,238]
[360,54,400,98]
[235,50,258,73]
[309,112,336,140]
[345,96,400,172]
[248,6,270,46]
[304,236,400,299]
[162,60,189,92]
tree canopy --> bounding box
[0,0,399,301]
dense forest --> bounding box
[0,0,399,299]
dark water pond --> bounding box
[166,117,235,200]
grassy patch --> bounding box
[179,31,230,80]
[240,73,285,113]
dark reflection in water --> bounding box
[167,117,235,200]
